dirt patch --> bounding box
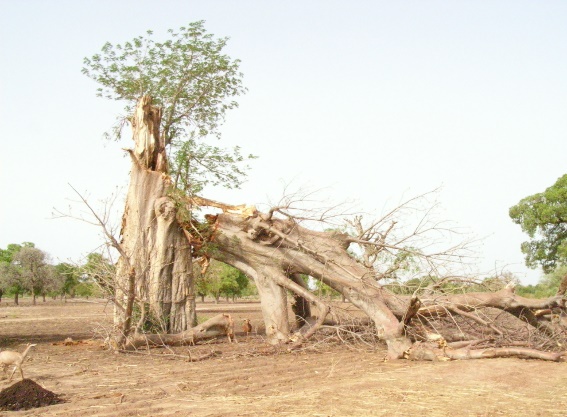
[0,378,63,411]
[0,299,567,416]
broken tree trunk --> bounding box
[111,95,566,362]
[188,196,567,361]
[114,96,195,336]
[191,200,412,359]
[126,313,235,349]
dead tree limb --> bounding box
[126,314,235,349]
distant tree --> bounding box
[510,174,567,273]
[517,266,567,298]
[80,253,116,297]
[219,265,249,302]
[194,263,209,303]
[0,242,37,304]
[194,260,249,303]
[40,264,66,301]
[14,247,51,305]
[55,263,81,298]
[540,265,567,291]
[0,262,24,305]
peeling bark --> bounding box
[190,202,412,358]
[115,96,194,336]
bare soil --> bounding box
[0,298,565,416]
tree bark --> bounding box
[195,206,411,358]
[114,96,194,335]
[188,198,567,360]
[111,95,566,361]
[127,313,235,349]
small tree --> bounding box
[40,265,66,301]
[0,262,24,305]
[510,174,567,273]
[80,253,116,297]
[219,264,249,302]
[0,243,40,305]
[55,262,81,298]
[195,259,249,303]
[14,247,50,305]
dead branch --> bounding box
[444,347,566,362]
[126,314,234,349]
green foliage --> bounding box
[74,282,98,297]
[0,260,23,294]
[80,253,115,296]
[82,20,254,195]
[55,263,81,296]
[171,139,254,195]
[0,244,104,300]
[0,243,29,301]
[386,276,446,295]
[510,174,567,273]
[195,259,249,301]
[0,244,64,303]
[312,279,341,299]
[0,242,32,264]
[14,247,49,300]
[516,265,567,298]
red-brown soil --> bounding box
[0,379,63,411]
[0,298,566,416]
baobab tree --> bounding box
[105,96,566,361]
[83,23,567,361]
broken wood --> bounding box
[126,314,235,349]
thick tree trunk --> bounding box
[111,95,565,361]
[114,96,194,336]
[190,199,566,360]
[198,207,411,358]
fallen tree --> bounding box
[109,96,566,361]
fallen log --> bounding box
[125,313,234,349]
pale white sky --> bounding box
[1,1,566,284]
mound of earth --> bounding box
[0,379,63,411]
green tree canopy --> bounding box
[0,243,37,304]
[0,242,34,264]
[509,174,567,273]
[14,246,50,304]
[194,259,249,302]
[55,262,81,296]
[80,253,116,296]
[82,20,253,194]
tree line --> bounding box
[0,242,259,305]
[0,243,107,304]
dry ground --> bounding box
[0,298,566,416]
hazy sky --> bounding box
[1,1,566,284]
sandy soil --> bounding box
[0,298,565,416]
